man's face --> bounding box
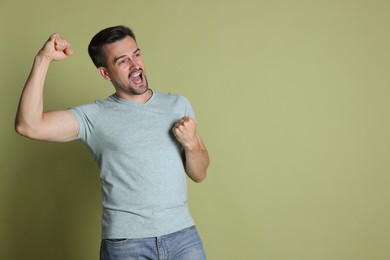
[100,36,148,97]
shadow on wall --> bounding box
[4,139,101,260]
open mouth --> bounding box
[130,69,143,85]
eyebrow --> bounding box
[113,48,141,64]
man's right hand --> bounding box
[15,33,79,142]
[38,33,73,62]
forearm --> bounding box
[15,55,51,136]
[183,132,210,183]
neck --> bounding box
[115,89,153,104]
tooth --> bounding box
[132,71,141,77]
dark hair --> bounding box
[88,25,136,68]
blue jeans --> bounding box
[100,226,206,260]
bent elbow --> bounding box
[15,123,31,138]
[14,121,26,136]
[192,171,207,183]
[14,121,38,139]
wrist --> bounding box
[35,50,53,64]
[182,140,202,152]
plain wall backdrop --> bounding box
[1,0,390,259]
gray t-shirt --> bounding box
[68,90,195,239]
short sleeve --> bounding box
[67,103,98,142]
[181,96,196,119]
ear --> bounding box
[98,67,111,80]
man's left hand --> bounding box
[172,116,198,150]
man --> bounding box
[15,25,209,260]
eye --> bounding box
[117,57,130,66]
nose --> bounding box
[127,58,139,71]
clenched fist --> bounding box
[172,116,198,150]
[38,33,73,62]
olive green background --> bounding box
[1,0,390,259]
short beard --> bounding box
[115,77,149,95]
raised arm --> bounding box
[172,116,210,183]
[15,33,79,142]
